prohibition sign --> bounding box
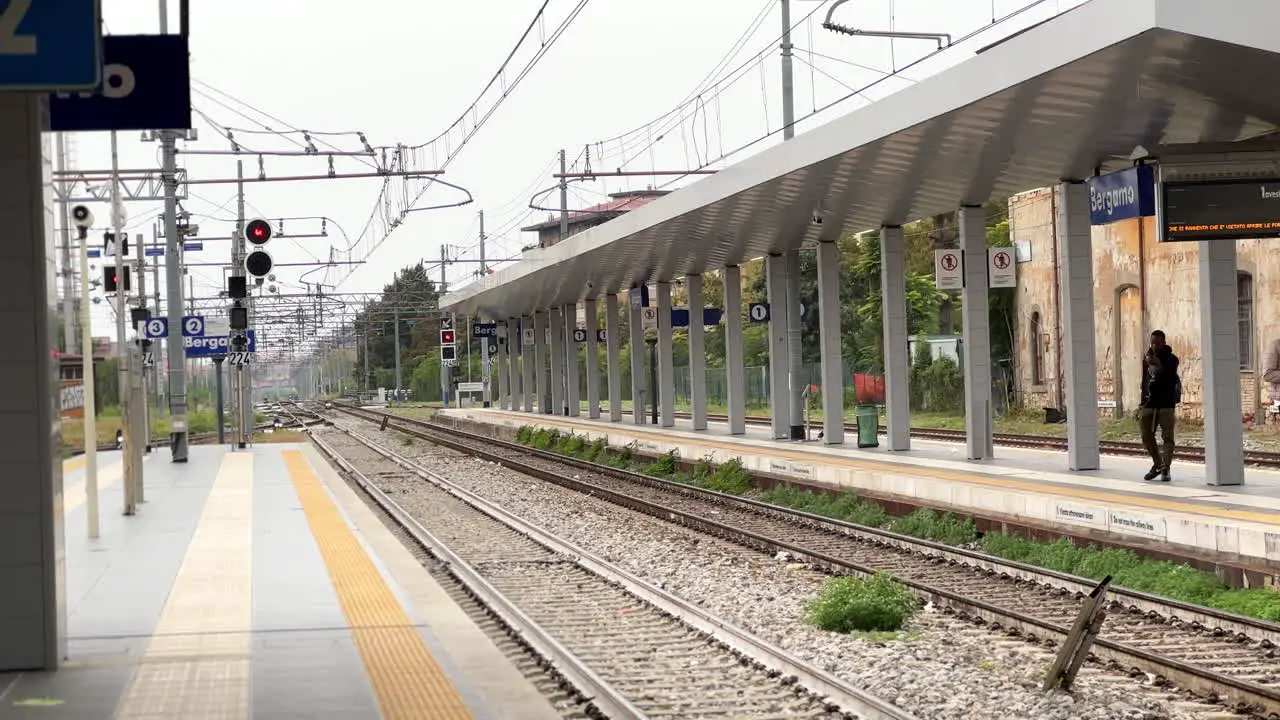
[992,250,1011,270]
[940,252,959,272]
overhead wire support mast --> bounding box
[160,0,192,462]
[821,0,952,47]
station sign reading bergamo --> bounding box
[1088,165,1155,226]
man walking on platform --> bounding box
[1139,330,1180,482]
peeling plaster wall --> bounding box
[1010,190,1277,422]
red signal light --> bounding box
[245,219,272,245]
[440,330,455,344]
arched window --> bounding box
[1030,311,1044,385]
[1239,272,1254,370]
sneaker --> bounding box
[1160,467,1171,482]
[1143,465,1161,481]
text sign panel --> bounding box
[50,34,191,132]
[1161,179,1280,241]
[184,330,256,358]
[0,0,102,91]
[1088,165,1155,225]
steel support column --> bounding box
[509,318,523,411]
[533,311,548,413]
[564,303,580,416]
[785,249,805,439]
[959,205,994,460]
[522,315,535,412]
[1057,182,1101,471]
[657,281,675,427]
[724,265,746,435]
[1200,239,1245,486]
[0,93,65,671]
[549,306,565,415]
[816,240,844,444]
[497,320,510,409]
[605,294,622,421]
[584,297,600,418]
[765,253,790,438]
[686,274,708,431]
[629,289,646,425]
[880,226,911,451]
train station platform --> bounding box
[0,444,559,720]
[438,408,1280,573]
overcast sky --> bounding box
[77,0,1084,353]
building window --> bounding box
[1030,311,1044,385]
[1239,272,1254,370]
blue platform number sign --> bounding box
[572,328,587,343]
[747,302,770,323]
[181,315,205,337]
[596,328,607,343]
[143,317,167,339]
[0,0,102,91]
[49,34,192,132]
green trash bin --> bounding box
[855,405,879,448]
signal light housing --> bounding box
[244,218,272,245]
[245,250,272,277]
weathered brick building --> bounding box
[1009,186,1275,421]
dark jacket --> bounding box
[1140,346,1181,409]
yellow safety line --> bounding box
[489,411,1280,526]
[282,450,474,720]
[63,457,86,474]
[116,452,254,720]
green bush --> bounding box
[516,426,532,444]
[645,450,680,477]
[807,573,919,633]
[582,437,607,462]
[888,508,978,545]
[760,486,888,528]
[704,458,754,495]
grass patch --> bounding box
[981,534,1280,621]
[807,573,919,633]
[888,509,979,546]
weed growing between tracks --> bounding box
[807,573,919,634]
[512,425,1280,623]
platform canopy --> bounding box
[442,0,1280,318]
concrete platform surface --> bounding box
[0,443,560,720]
[441,408,1280,567]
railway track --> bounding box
[302,407,915,720]
[591,408,1280,468]
[328,403,1280,718]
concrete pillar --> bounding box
[533,311,548,413]
[785,249,805,439]
[628,289,646,425]
[564,303,580,417]
[686,274,708,431]
[959,205,994,460]
[657,282,675,427]
[1057,182,1101,471]
[816,240,845,445]
[522,316,535,412]
[0,94,65,671]
[1200,239,1245,486]
[880,226,910,451]
[508,318,522,412]
[605,294,622,421]
[497,321,510,409]
[584,297,600,418]
[723,265,746,435]
[549,306,565,415]
[765,253,790,438]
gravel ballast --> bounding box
[322,423,1221,720]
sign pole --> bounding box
[79,225,99,539]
